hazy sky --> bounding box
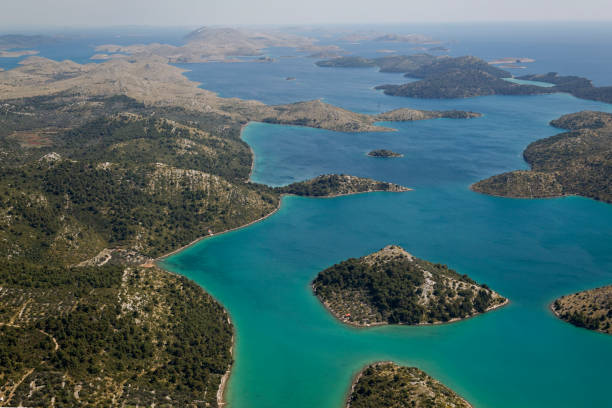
[2,0,612,28]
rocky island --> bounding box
[552,286,612,334]
[367,149,403,158]
[347,362,473,408]
[277,174,410,197]
[472,111,612,204]
[312,245,507,326]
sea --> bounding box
[3,22,612,408]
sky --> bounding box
[2,0,612,29]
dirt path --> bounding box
[3,368,35,405]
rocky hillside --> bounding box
[552,285,612,334]
[347,362,472,408]
[0,263,233,407]
[375,108,481,121]
[312,245,506,326]
[472,111,612,203]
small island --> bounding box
[276,174,410,197]
[552,285,612,335]
[367,149,403,158]
[312,245,507,326]
[347,362,473,408]
[472,111,612,204]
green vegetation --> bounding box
[316,54,437,73]
[376,57,548,98]
[347,362,472,408]
[277,174,410,197]
[0,91,420,405]
[0,93,276,406]
[0,265,233,407]
[316,56,377,68]
[518,73,612,104]
[312,245,506,326]
[472,111,612,203]
[552,285,612,335]
[320,54,612,103]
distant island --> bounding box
[94,26,342,64]
[317,54,612,103]
[261,100,481,132]
[0,34,58,50]
[367,149,403,158]
[337,31,436,44]
[552,286,612,335]
[276,174,410,197]
[472,111,612,204]
[0,50,39,58]
[312,245,506,326]
[347,362,473,408]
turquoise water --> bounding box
[7,23,610,408]
[162,87,612,406]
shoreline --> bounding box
[155,121,414,405]
[344,361,474,408]
[314,289,509,328]
[217,313,235,407]
[241,121,256,183]
[469,184,579,201]
[157,186,411,262]
[156,199,282,261]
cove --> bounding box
[162,90,612,408]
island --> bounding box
[276,174,410,197]
[260,100,481,132]
[551,286,612,335]
[367,149,403,158]
[94,26,342,64]
[318,54,612,103]
[312,245,507,326]
[0,50,39,58]
[347,362,473,408]
[472,111,612,204]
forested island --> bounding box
[347,362,473,408]
[318,54,612,103]
[552,286,612,334]
[277,174,410,197]
[472,111,612,203]
[312,245,506,326]
[368,149,403,157]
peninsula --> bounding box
[347,362,473,408]
[552,286,612,334]
[472,111,612,204]
[312,245,506,326]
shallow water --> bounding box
[162,72,612,408]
